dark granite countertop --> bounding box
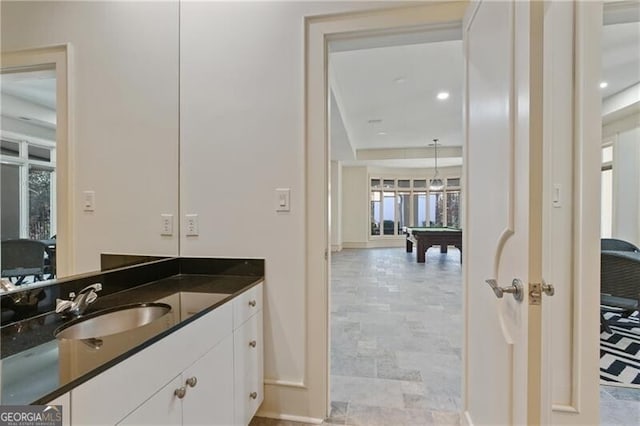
[0,259,263,405]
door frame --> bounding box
[1,44,75,276]
[305,1,469,420]
[541,1,603,423]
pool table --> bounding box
[403,227,463,263]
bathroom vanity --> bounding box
[0,257,264,426]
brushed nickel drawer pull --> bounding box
[175,386,186,399]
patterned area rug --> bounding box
[601,310,640,387]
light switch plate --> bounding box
[552,184,561,208]
[186,214,199,236]
[275,188,291,212]
[83,191,95,212]
[161,214,173,236]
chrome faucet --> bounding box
[56,283,102,316]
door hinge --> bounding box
[324,249,328,261]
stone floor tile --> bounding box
[346,403,434,426]
[328,248,640,425]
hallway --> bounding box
[329,247,463,425]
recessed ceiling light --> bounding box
[437,92,450,100]
[394,77,406,84]
[377,131,387,136]
[367,119,383,124]
[600,81,608,89]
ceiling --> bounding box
[330,9,640,167]
[1,69,56,109]
[601,21,640,98]
[330,38,463,152]
[1,69,57,132]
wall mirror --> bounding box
[0,1,180,295]
[1,46,72,295]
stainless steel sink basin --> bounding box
[55,303,172,340]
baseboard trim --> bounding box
[255,411,324,424]
[331,244,343,252]
[263,378,307,389]
[342,240,405,249]
[462,410,474,426]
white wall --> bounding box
[1,1,180,273]
[342,166,369,245]
[612,125,640,246]
[330,161,342,251]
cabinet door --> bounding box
[117,375,182,426]
[45,393,70,426]
[182,334,234,426]
[234,312,263,426]
[118,376,182,426]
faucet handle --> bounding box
[85,291,98,305]
[81,283,102,294]
[55,298,74,314]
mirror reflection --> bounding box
[1,67,57,291]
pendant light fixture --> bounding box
[429,138,444,191]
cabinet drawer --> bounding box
[233,282,263,329]
[233,312,263,425]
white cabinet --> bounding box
[233,284,264,425]
[182,334,234,425]
[69,282,263,426]
[119,335,234,426]
[117,376,182,426]
[45,392,71,426]
[71,302,233,425]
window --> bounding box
[0,137,56,241]
[601,144,613,238]
[369,176,461,237]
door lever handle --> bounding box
[485,278,524,302]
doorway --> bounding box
[327,27,465,424]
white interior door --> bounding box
[463,1,545,424]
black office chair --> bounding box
[600,238,640,333]
[601,238,640,252]
[1,239,49,285]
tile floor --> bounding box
[251,247,639,426]
[328,247,462,425]
[600,385,640,425]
